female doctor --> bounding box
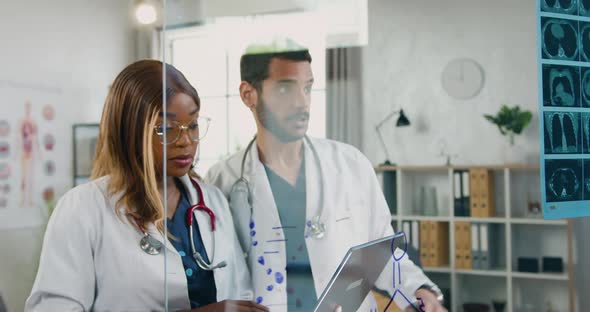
[25,60,268,312]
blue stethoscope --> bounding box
[139,178,227,271]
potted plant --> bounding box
[484,105,533,145]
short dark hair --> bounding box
[240,50,312,91]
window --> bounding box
[167,19,326,175]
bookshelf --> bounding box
[376,164,575,312]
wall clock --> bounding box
[441,58,485,100]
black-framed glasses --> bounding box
[154,116,211,145]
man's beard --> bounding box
[256,98,308,143]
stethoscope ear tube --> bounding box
[194,252,227,270]
[139,178,227,271]
[188,178,226,270]
[229,177,254,256]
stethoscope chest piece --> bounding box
[140,233,163,255]
[307,215,326,240]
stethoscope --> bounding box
[229,135,326,257]
[139,178,227,271]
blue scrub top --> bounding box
[264,156,317,311]
[167,180,217,309]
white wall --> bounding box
[0,1,136,311]
[362,0,539,166]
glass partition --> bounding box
[4,1,588,312]
[157,1,588,312]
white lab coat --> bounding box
[205,137,435,311]
[26,175,252,312]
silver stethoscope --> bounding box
[229,135,327,256]
[139,178,227,271]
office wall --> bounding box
[362,0,539,167]
[0,1,135,311]
[361,0,589,308]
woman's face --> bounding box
[152,93,200,178]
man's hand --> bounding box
[403,289,447,312]
[188,300,269,312]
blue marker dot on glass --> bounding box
[275,272,284,284]
[258,256,265,265]
[256,296,263,304]
[267,268,272,275]
[250,230,256,237]
[249,219,255,229]
[267,285,274,291]
[178,251,186,257]
[185,268,193,277]
[252,241,258,246]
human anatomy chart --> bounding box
[0,82,63,228]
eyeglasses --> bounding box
[154,116,210,145]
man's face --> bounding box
[255,58,314,143]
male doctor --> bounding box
[206,40,447,312]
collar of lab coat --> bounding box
[244,141,281,228]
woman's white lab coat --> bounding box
[205,137,436,311]
[25,175,251,312]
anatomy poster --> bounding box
[537,0,590,218]
[0,81,67,229]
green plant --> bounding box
[484,105,533,145]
